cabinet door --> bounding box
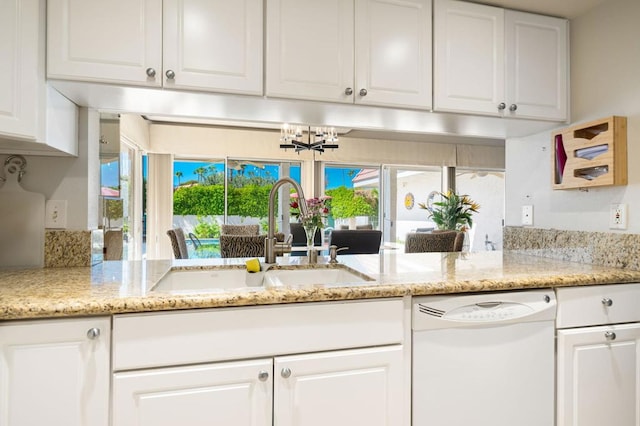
[266,0,354,103]
[505,11,568,121]
[275,345,405,426]
[557,323,640,426]
[47,0,162,86]
[355,0,431,109]
[0,0,39,140]
[113,359,273,426]
[163,0,263,95]
[0,317,110,426]
[433,0,504,115]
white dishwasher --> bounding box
[412,289,556,426]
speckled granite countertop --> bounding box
[1,251,640,320]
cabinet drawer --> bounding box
[113,299,404,371]
[556,283,640,328]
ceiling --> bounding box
[473,0,608,18]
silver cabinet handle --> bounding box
[145,67,156,78]
[509,104,518,112]
[86,328,100,340]
[258,370,269,382]
[281,367,291,378]
[359,88,368,96]
[344,87,353,95]
[497,102,506,110]
[165,69,176,80]
[605,331,616,341]
[602,297,613,307]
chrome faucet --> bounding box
[265,177,309,263]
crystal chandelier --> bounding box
[279,124,339,153]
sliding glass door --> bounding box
[171,158,301,258]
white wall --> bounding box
[0,108,100,230]
[505,0,640,233]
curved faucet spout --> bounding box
[265,177,308,263]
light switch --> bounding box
[45,200,68,229]
[522,205,533,226]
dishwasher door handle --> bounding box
[476,301,502,308]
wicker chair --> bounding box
[220,234,265,258]
[166,228,189,259]
[219,233,287,258]
[404,231,461,253]
[220,224,260,236]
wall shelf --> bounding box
[552,116,627,190]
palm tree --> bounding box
[175,171,183,187]
[194,167,206,183]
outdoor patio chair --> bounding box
[166,228,189,259]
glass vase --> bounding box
[303,224,317,249]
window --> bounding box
[171,158,301,258]
[323,165,380,232]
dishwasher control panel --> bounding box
[413,289,556,330]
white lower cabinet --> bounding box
[557,324,640,426]
[111,299,407,426]
[113,359,273,426]
[0,317,110,426]
[275,346,403,426]
[556,283,640,426]
[113,345,403,426]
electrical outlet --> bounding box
[609,203,627,230]
[522,205,533,226]
[45,200,68,229]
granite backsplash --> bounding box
[504,226,640,270]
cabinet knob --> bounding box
[165,69,176,80]
[344,87,353,95]
[359,88,368,97]
[497,102,506,111]
[86,328,100,340]
[281,367,292,378]
[604,331,616,341]
[509,104,518,112]
[145,68,156,78]
[602,297,613,307]
[258,370,269,382]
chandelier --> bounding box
[279,124,339,153]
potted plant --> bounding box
[419,190,479,232]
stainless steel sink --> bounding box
[152,265,374,294]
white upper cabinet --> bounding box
[266,0,354,103]
[163,0,263,94]
[355,0,432,109]
[434,0,504,115]
[0,0,77,156]
[47,0,163,86]
[0,0,39,139]
[266,0,432,109]
[434,0,568,121]
[47,0,262,94]
[505,10,568,121]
